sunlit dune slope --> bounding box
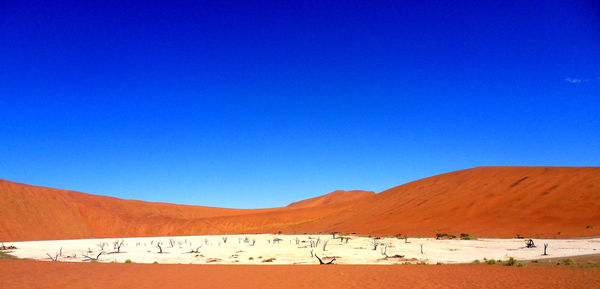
[294,167,600,238]
[0,167,598,241]
[287,190,375,208]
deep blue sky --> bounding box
[1,0,599,208]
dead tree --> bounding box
[309,249,314,257]
[380,244,388,257]
[525,239,536,248]
[405,236,409,243]
[251,239,256,246]
[169,239,176,248]
[97,242,107,251]
[332,232,339,239]
[189,246,202,253]
[322,240,328,251]
[315,254,336,265]
[46,249,61,262]
[0,242,17,250]
[295,237,300,245]
[371,238,380,250]
[82,251,103,262]
[222,237,228,243]
[113,240,125,253]
[156,242,164,254]
[420,244,423,254]
[273,238,283,244]
[543,243,548,255]
[379,244,405,259]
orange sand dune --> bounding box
[0,166,598,241]
[1,260,599,289]
[287,190,375,208]
[0,179,372,241]
[296,167,600,238]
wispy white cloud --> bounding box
[565,77,589,83]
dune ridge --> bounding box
[0,166,598,241]
[287,190,376,208]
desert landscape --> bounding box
[2,1,599,287]
[1,167,600,288]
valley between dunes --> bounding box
[1,166,599,241]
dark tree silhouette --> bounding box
[315,254,336,265]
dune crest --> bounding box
[287,190,375,208]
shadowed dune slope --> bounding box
[0,180,372,241]
[1,167,598,241]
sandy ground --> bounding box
[1,260,599,289]
[5,234,599,264]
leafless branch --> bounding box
[113,240,125,253]
[97,242,107,250]
[315,254,336,265]
[82,251,103,262]
[46,252,59,262]
[371,238,379,250]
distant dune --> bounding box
[287,190,375,208]
[1,167,598,241]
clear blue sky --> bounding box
[1,0,599,208]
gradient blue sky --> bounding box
[1,0,599,208]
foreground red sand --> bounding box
[1,166,599,241]
[1,260,599,289]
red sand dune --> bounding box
[1,260,599,289]
[0,166,598,241]
[287,190,376,208]
[289,167,600,238]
